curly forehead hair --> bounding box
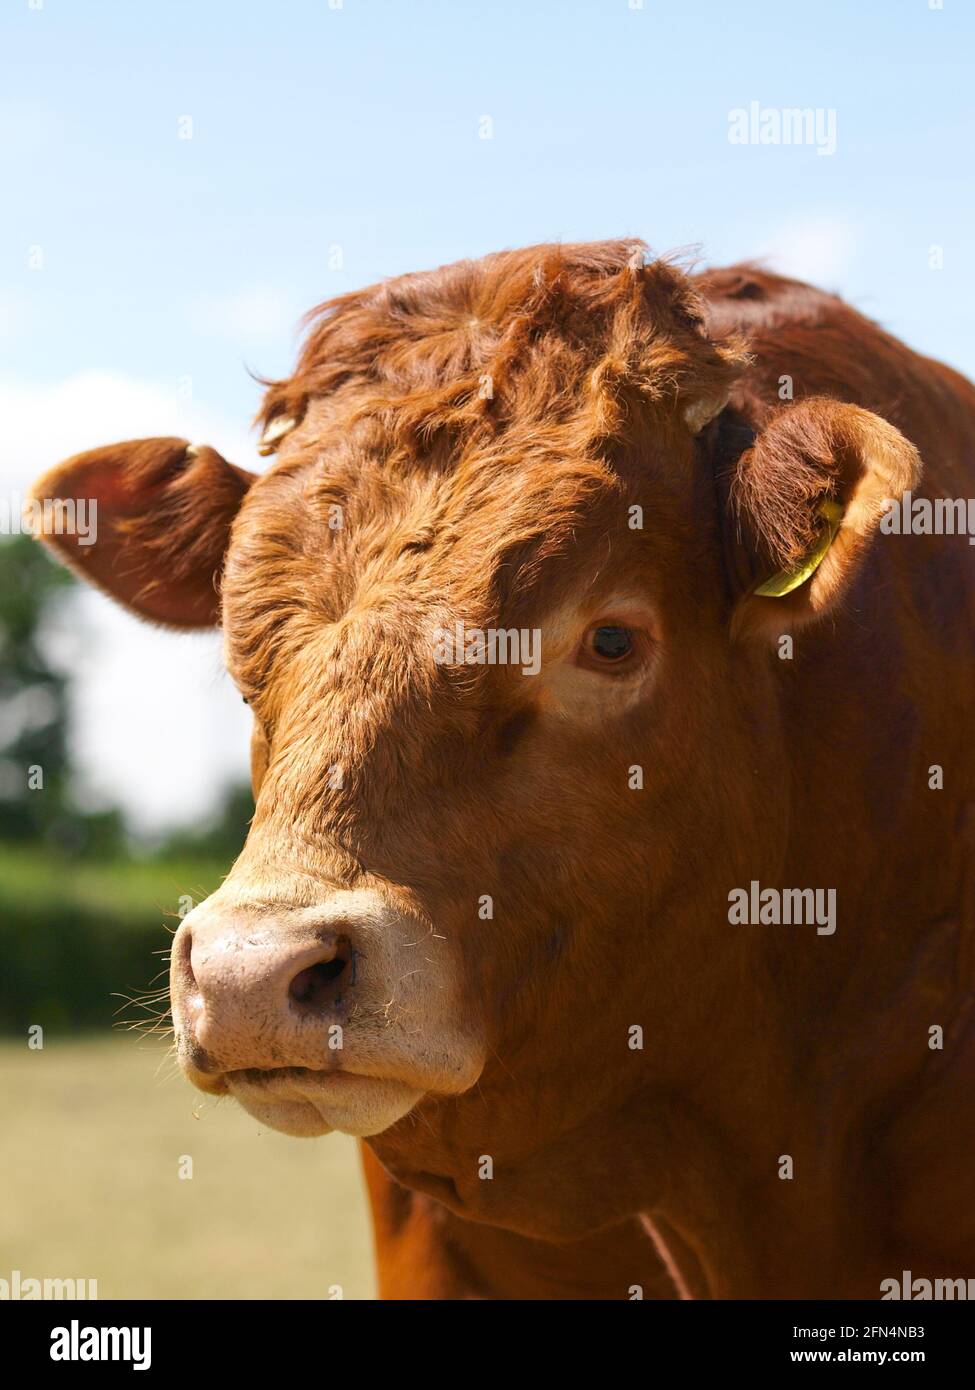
[257,239,748,464]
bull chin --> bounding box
[225,1068,425,1139]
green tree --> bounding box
[0,536,124,853]
[157,781,254,862]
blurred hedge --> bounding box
[0,847,227,1033]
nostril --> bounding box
[172,924,198,996]
[291,959,344,1003]
[288,942,353,1010]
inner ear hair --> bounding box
[727,399,922,639]
[684,389,731,434]
[730,407,848,579]
[699,406,760,600]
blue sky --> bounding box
[2,0,972,829]
[4,0,974,418]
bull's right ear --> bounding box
[28,437,256,628]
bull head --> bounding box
[28,243,932,1280]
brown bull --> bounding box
[32,241,975,1298]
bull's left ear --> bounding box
[726,399,921,640]
[28,437,256,628]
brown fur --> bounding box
[31,240,975,1298]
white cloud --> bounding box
[0,370,262,490]
[756,214,860,290]
[53,591,252,838]
[1,372,259,833]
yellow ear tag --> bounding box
[753,499,845,598]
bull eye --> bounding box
[575,622,645,676]
[590,625,633,661]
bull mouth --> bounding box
[224,1065,424,1138]
[233,1064,355,1086]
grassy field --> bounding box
[0,1035,376,1299]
